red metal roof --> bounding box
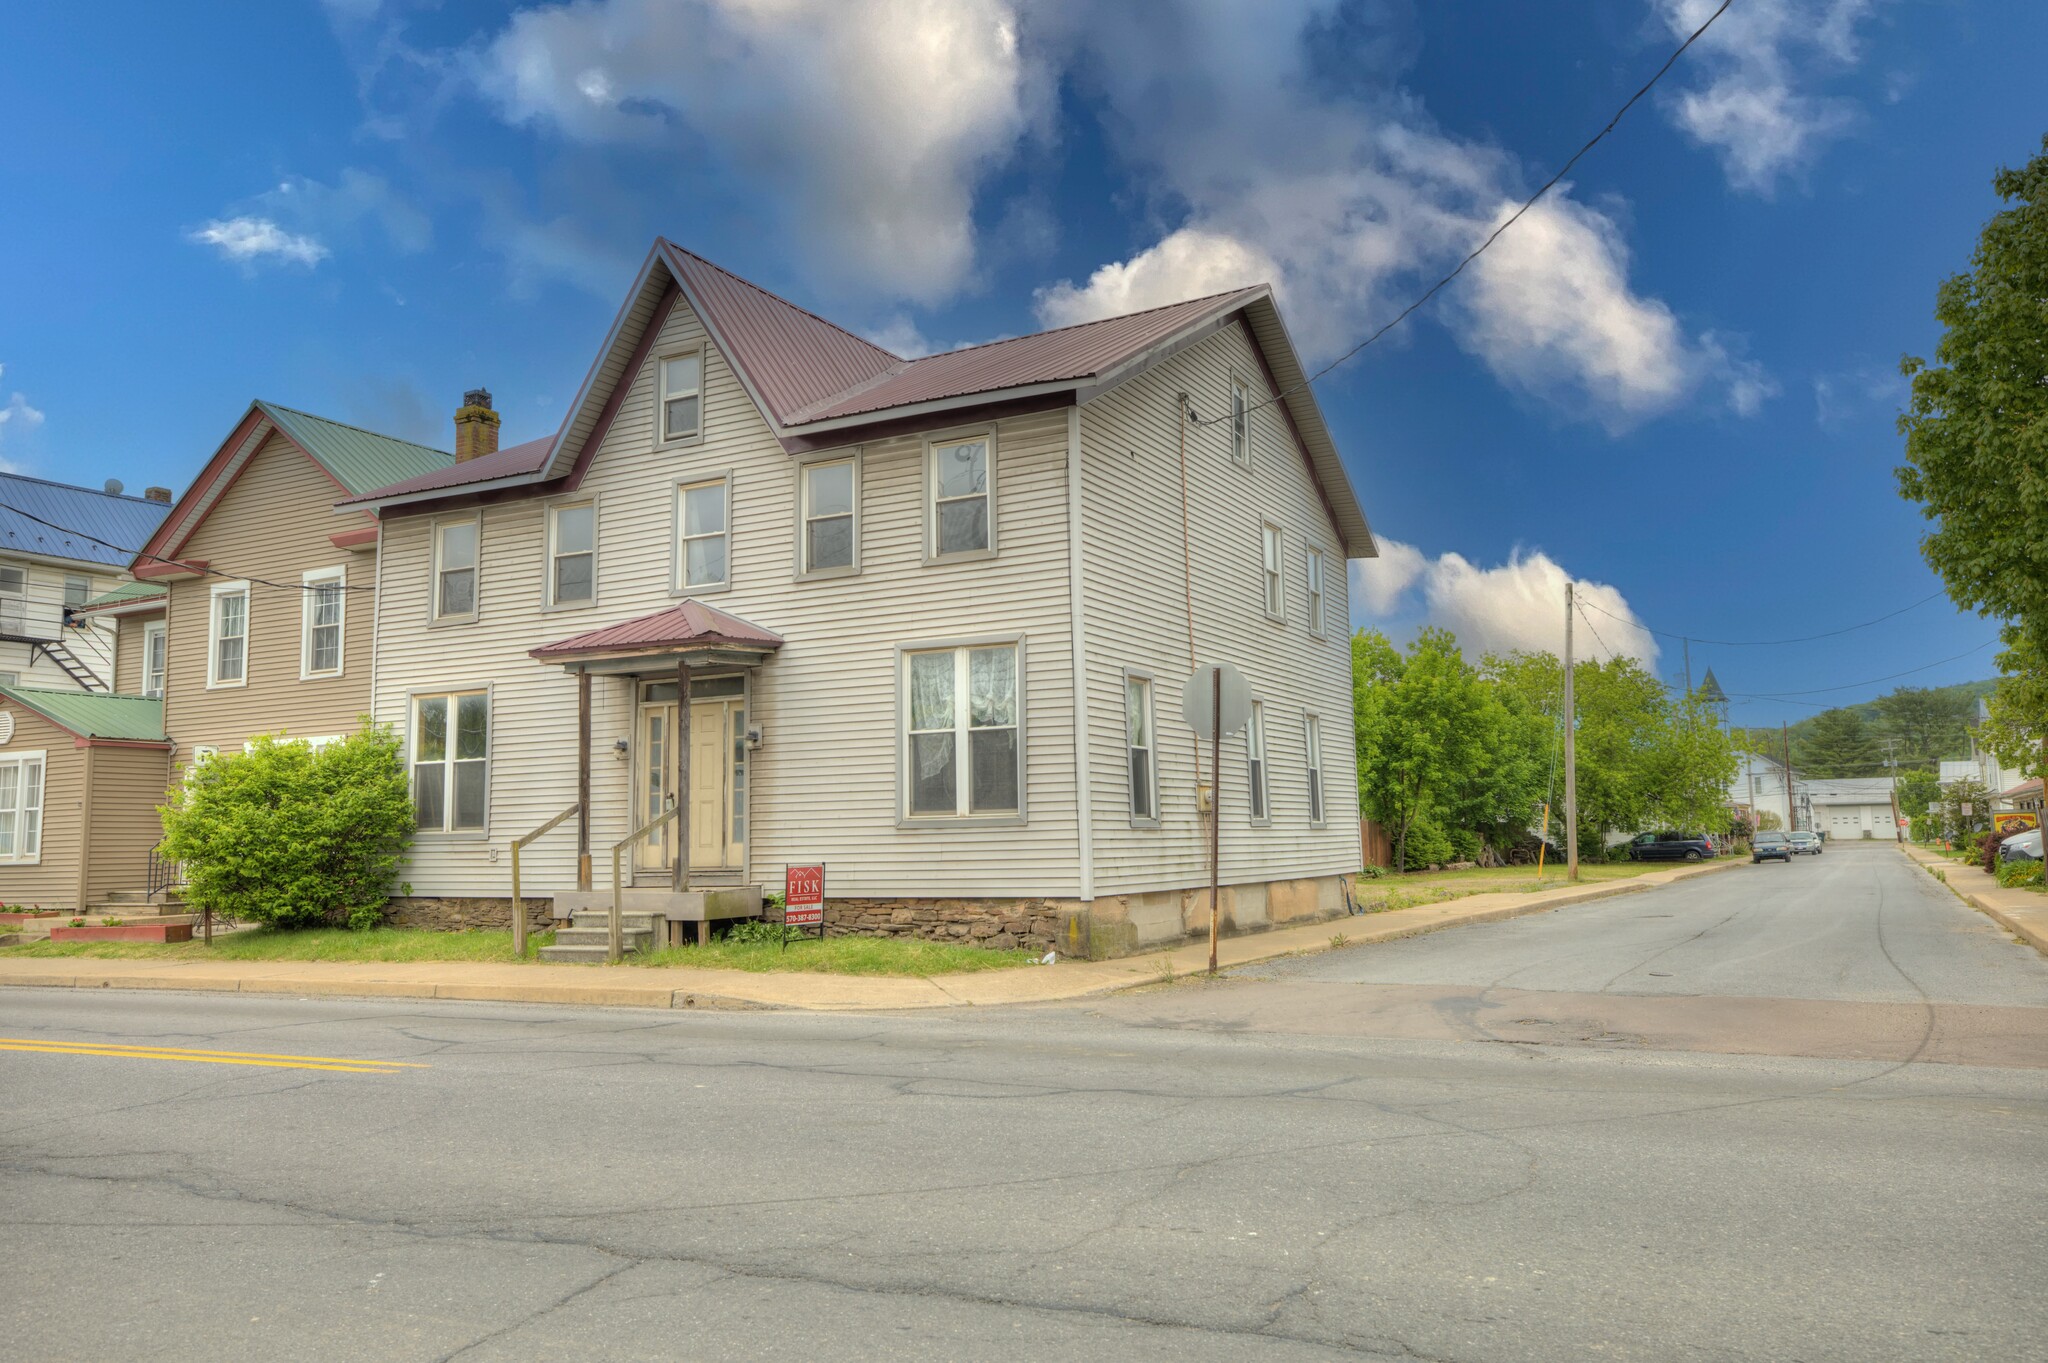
[346,435,553,504]
[2003,778,2042,799]
[788,287,1266,424]
[661,243,900,425]
[529,600,784,663]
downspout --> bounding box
[1176,393,1200,794]
[75,742,94,912]
[1065,404,1094,903]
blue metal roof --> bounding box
[0,473,173,569]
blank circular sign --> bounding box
[1180,663,1251,737]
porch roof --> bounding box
[529,600,783,669]
[0,686,167,744]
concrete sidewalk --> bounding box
[1900,842,2048,956]
[0,858,1740,1012]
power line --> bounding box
[0,500,371,595]
[1191,0,1732,428]
[1578,588,1951,648]
[1573,599,1620,664]
[1721,640,1998,700]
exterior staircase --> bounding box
[539,908,667,962]
[85,888,187,917]
[35,636,107,691]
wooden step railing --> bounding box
[608,805,682,962]
[508,804,579,959]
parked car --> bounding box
[1626,831,1715,862]
[1997,828,2042,863]
[1752,831,1793,864]
[1788,832,1822,856]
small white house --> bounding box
[1806,778,1899,841]
[345,241,1376,957]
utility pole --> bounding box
[1881,737,1903,842]
[1682,637,1692,698]
[1780,722,1797,833]
[1564,581,1579,882]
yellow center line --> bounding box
[0,1038,428,1073]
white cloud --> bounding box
[1028,2,1764,428]
[187,216,330,267]
[1035,229,1282,328]
[0,369,46,473]
[1653,0,1879,194]
[472,0,1041,303]
[1354,537,1658,665]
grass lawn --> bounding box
[1357,857,1719,911]
[633,936,1037,976]
[0,926,547,963]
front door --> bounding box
[636,678,746,875]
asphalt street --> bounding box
[3,844,2044,1362]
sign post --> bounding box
[783,863,825,948]
[1181,663,1250,976]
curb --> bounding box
[0,858,1744,1012]
[1899,844,2048,958]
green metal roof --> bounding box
[256,402,453,496]
[0,687,166,743]
[77,581,167,611]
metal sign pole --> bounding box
[1208,666,1221,976]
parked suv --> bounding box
[1626,831,1715,862]
[1752,831,1792,863]
[1998,828,2042,863]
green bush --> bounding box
[159,725,415,930]
[1995,858,2044,890]
[1399,815,1454,870]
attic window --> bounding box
[661,353,702,442]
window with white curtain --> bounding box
[302,568,344,677]
[677,480,728,589]
[904,644,1019,819]
[0,751,44,863]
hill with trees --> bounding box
[1734,679,1994,778]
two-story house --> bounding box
[126,400,453,764]
[344,241,1374,956]
[0,473,174,693]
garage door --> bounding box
[1830,810,1861,837]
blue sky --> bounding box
[2,1,2042,727]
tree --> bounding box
[1895,767,1941,819]
[159,725,415,930]
[1353,628,1498,871]
[1896,135,2048,649]
[1936,776,1992,845]
[1795,707,1884,778]
[1869,686,1976,770]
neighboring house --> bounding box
[343,240,1373,955]
[0,687,169,910]
[1806,777,1900,840]
[0,473,174,692]
[125,402,453,765]
[1730,750,1810,831]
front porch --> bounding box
[522,600,783,960]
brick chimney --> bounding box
[453,388,500,463]
[143,486,172,503]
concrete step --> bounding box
[99,890,154,905]
[537,942,653,964]
[564,913,665,934]
[551,927,656,949]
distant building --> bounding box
[1806,777,1899,841]
[1729,750,1810,831]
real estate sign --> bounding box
[784,864,825,928]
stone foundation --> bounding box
[383,896,556,935]
[761,874,1356,959]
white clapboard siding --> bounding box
[374,295,1082,901]
[1078,321,1359,896]
[0,562,121,692]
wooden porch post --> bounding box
[674,659,690,894]
[577,668,592,890]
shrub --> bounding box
[1996,858,2044,890]
[1399,815,1453,871]
[160,725,415,930]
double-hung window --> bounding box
[660,352,702,442]
[549,502,595,606]
[142,621,167,699]
[799,458,857,575]
[1260,522,1284,619]
[209,583,248,687]
[1126,675,1157,823]
[434,518,479,621]
[929,435,992,558]
[0,567,25,636]
[1230,379,1251,467]
[1305,714,1326,825]
[1246,700,1269,823]
[1305,547,1327,637]
[904,643,1019,819]
[301,568,344,678]
[63,575,91,610]
[0,751,45,864]
[676,480,728,590]
[412,690,489,833]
